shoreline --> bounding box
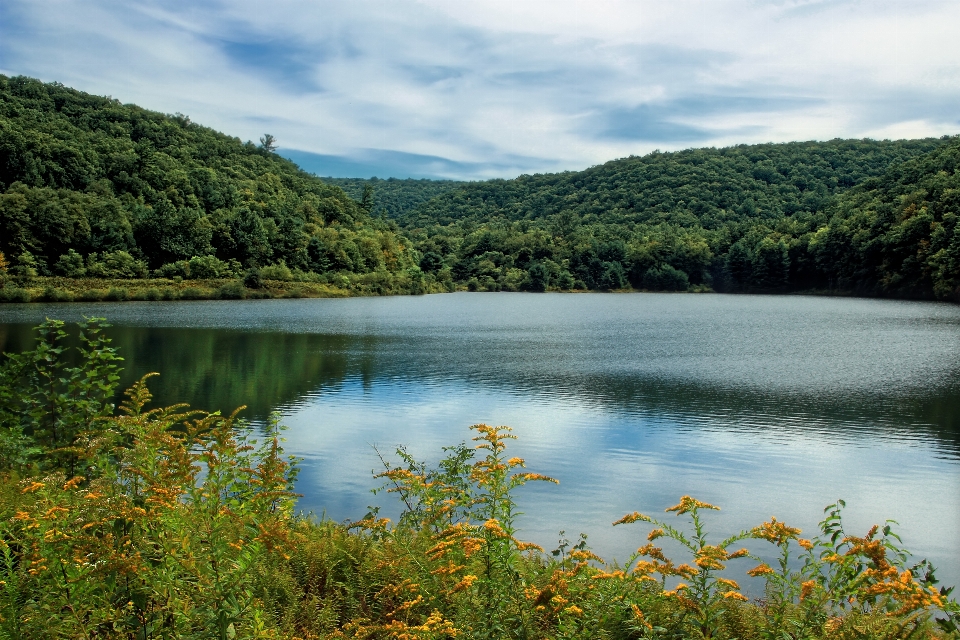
[0,276,950,304]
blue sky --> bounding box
[3,0,960,179]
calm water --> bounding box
[1,293,959,592]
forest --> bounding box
[1,74,959,302]
[0,75,419,296]
[345,139,960,300]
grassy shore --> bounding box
[0,272,460,303]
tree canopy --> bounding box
[0,75,415,279]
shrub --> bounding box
[260,262,293,281]
[77,289,106,302]
[0,286,30,303]
[154,260,191,279]
[188,255,237,279]
[86,251,148,279]
[180,287,205,300]
[215,281,245,300]
[39,286,74,302]
[104,286,129,301]
[242,268,264,289]
[54,249,86,277]
[643,264,690,291]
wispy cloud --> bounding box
[2,0,959,179]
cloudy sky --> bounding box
[3,0,960,179]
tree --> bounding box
[259,134,278,153]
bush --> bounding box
[86,251,148,279]
[215,281,245,300]
[134,287,162,301]
[104,287,129,301]
[54,249,86,277]
[242,268,264,289]
[260,262,293,281]
[188,255,237,279]
[643,264,690,291]
[179,287,205,300]
[154,260,191,279]
[39,286,74,302]
[77,289,106,301]
[159,287,178,301]
[0,285,30,303]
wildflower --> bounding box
[507,457,525,467]
[723,591,748,601]
[21,482,45,494]
[800,580,816,601]
[647,528,664,541]
[517,472,559,484]
[752,517,801,545]
[564,605,583,616]
[63,477,83,490]
[747,564,775,577]
[452,574,478,593]
[798,538,814,550]
[666,496,719,515]
[613,511,648,525]
[716,577,741,590]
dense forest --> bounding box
[0,75,416,285]
[341,138,960,300]
[1,74,958,302]
[321,176,469,220]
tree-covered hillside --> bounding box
[388,138,959,299]
[321,176,470,220]
[0,75,415,281]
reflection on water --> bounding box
[1,293,959,593]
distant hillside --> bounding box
[389,138,959,299]
[0,75,415,280]
[321,177,471,219]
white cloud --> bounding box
[2,0,959,178]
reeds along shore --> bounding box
[0,319,957,639]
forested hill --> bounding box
[386,138,960,300]
[0,75,415,280]
[321,177,470,220]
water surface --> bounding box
[1,293,958,592]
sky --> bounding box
[3,0,960,180]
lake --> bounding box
[1,292,958,593]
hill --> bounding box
[0,75,416,284]
[386,138,958,298]
[320,176,471,220]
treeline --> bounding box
[3,74,958,302]
[358,138,960,299]
[0,75,417,284]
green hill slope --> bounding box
[394,138,958,298]
[0,75,415,281]
[321,176,471,220]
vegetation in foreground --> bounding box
[0,319,957,639]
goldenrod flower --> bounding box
[747,564,774,577]
[666,496,720,514]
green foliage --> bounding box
[0,75,416,280]
[0,325,957,638]
[322,177,471,219]
[393,138,958,296]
